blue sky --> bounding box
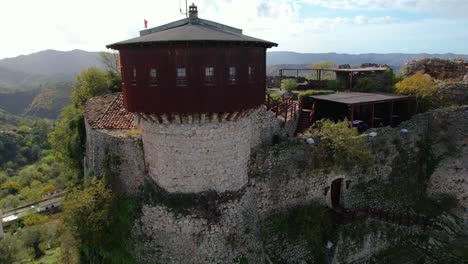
[0,0,467,59]
[249,0,468,54]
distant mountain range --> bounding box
[0,49,467,120]
[0,49,105,89]
[1,50,467,88]
[266,51,468,74]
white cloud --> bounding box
[0,0,466,59]
[301,0,468,17]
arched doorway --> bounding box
[330,178,343,208]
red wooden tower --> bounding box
[107,4,277,115]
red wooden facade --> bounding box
[119,45,267,114]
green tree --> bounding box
[281,78,298,93]
[309,61,336,80]
[48,105,85,181]
[0,235,23,263]
[395,73,438,110]
[1,180,21,194]
[354,77,376,92]
[61,180,138,263]
[71,67,109,107]
[100,51,122,93]
[306,119,370,173]
[395,73,436,98]
[106,70,122,93]
[99,51,120,74]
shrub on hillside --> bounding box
[281,79,298,93]
[395,73,437,98]
[395,73,438,111]
[61,180,138,263]
[327,80,346,91]
[305,119,370,173]
[354,77,377,92]
[23,213,49,226]
[266,93,282,105]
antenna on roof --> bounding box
[179,0,188,17]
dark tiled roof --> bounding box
[84,93,135,129]
[107,17,277,49]
[311,92,411,105]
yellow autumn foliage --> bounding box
[395,73,437,98]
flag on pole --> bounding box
[144,19,148,29]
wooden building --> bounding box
[107,4,278,114]
[278,67,390,90]
[309,92,417,129]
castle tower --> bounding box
[107,4,277,193]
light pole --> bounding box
[325,240,334,264]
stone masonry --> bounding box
[84,120,146,194]
[140,113,253,193]
[84,91,467,263]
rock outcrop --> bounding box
[403,58,468,80]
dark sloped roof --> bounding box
[311,92,411,105]
[107,17,277,49]
[84,93,135,129]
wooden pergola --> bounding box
[309,92,417,128]
[278,67,388,90]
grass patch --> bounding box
[123,127,142,137]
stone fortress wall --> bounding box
[134,190,265,263]
[85,101,467,263]
[85,107,299,194]
[139,106,299,194]
[84,121,146,193]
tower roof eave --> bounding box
[106,18,278,49]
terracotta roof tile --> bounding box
[84,93,135,129]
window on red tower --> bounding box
[205,66,214,84]
[131,66,137,84]
[248,66,254,81]
[149,68,157,85]
[228,66,236,83]
[176,67,187,86]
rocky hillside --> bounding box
[403,58,468,106]
[403,58,468,80]
[0,82,72,119]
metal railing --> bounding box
[265,94,301,122]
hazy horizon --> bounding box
[1,0,468,60]
[2,48,468,61]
